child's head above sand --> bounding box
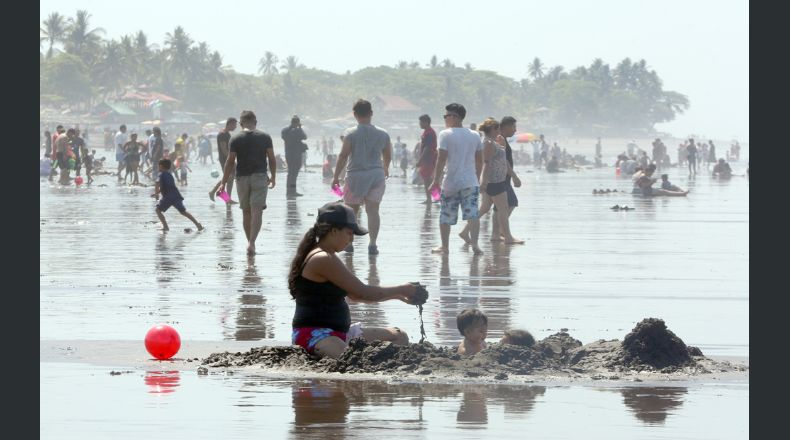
[457,308,488,343]
[500,329,535,347]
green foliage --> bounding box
[40,54,92,102]
[40,11,689,135]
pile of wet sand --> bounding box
[202,318,745,380]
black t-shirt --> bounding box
[503,138,513,185]
[229,129,273,176]
[281,126,307,155]
[151,137,164,160]
[217,131,231,163]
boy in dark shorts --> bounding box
[151,159,204,232]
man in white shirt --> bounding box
[114,124,128,181]
[430,103,484,255]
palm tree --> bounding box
[258,51,279,76]
[94,40,128,96]
[528,57,544,80]
[64,10,105,61]
[464,62,473,71]
[396,60,408,69]
[280,55,299,73]
[546,66,565,82]
[209,51,225,82]
[41,12,67,59]
[164,26,194,81]
[441,58,455,69]
[428,55,438,69]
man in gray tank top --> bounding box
[332,99,392,255]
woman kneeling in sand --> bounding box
[289,201,421,359]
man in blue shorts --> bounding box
[151,159,204,232]
[430,103,484,255]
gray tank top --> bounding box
[345,124,390,172]
[486,139,508,184]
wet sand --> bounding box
[41,143,748,437]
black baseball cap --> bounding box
[317,201,368,235]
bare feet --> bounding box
[247,244,256,255]
[197,223,204,231]
[505,238,525,244]
[471,246,484,255]
[431,246,448,254]
[458,231,471,244]
[229,200,239,204]
[208,190,215,202]
[490,235,504,242]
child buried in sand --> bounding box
[500,329,536,347]
[457,308,488,356]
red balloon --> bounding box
[144,324,181,360]
[74,176,84,185]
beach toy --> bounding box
[216,190,231,203]
[615,166,622,176]
[210,170,219,178]
[430,186,441,202]
[144,324,181,360]
[331,184,344,197]
[74,176,83,185]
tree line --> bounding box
[41,10,689,135]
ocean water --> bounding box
[40,144,748,438]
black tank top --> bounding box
[291,251,351,332]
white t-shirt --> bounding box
[438,127,483,195]
[114,131,128,155]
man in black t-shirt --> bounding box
[281,115,307,197]
[220,110,276,256]
[492,116,522,241]
[209,117,238,202]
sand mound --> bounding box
[202,318,735,379]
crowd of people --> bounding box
[41,99,747,361]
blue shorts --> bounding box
[440,187,479,225]
[157,197,186,213]
[116,152,126,162]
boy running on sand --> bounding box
[151,159,203,232]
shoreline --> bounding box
[40,338,749,387]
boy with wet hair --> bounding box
[500,329,536,347]
[457,308,488,355]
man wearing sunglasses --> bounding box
[430,103,484,255]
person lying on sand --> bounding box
[289,201,422,359]
[457,308,488,356]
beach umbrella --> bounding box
[514,132,538,143]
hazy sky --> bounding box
[40,0,748,141]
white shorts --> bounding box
[346,322,363,341]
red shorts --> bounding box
[292,327,347,354]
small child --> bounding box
[83,150,95,184]
[500,329,536,347]
[177,156,191,186]
[660,174,681,191]
[151,159,203,232]
[457,308,488,356]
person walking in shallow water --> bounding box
[459,118,523,244]
[289,201,420,359]
[430,103,484,255]
[332,99,392,255]
[209,117,238,204]
[417,114,438,204]
[219,110,276,256]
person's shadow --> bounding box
[290,380,350,434]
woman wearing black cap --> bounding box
[289,201,422,359]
